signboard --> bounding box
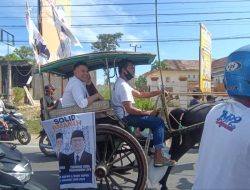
[42,112,97,189]
[41,0,71,61]
[199,23,212,93]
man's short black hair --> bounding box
[192,88,201,99]
[118,59,133,74]
[73,61,88,71]
[71,130,84,139]
[56,132,63,139]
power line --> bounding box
[1,0,250,8]
[2,16,250,28]
[2,10,250,19]
[12,35,250,44]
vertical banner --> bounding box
[26,2,50,65]
[41,0,61,61]
[199,23,212,93]
[42,112,97,189]
[41,0,81,61]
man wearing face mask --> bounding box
[111,59,175,167]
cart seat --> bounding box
[48,100,112,119]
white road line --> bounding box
[17,145,39,148]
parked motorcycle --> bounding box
[0,142,32,189]
[38,129,55,157]
[0,102,31,145]
[0,142,48,190]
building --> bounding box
[144,59,200,93]
[211,57,226,92]
[144,59,199,108]
[0,60,33,98]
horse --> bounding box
[159,102,217,190]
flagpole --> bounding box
[37,0,48,120]
[37,0,42,73]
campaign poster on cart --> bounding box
[42,112,96,189]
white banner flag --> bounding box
[47,0,82,48]
[26,2,50,65]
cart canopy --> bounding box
[38,51,156,77]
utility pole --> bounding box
[0,29,15,102]
[130,44,141,52]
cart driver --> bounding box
[111,59,175,167]
[62,62,103,108]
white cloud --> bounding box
[71,0,143,50]
[71,47,88,56]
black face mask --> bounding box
[124,69,134,81]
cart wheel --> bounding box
[95,124,148,190]
[39,133,56,157]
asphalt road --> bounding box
[14,136,199,190]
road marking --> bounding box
[17,145,39,148]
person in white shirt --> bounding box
[62,62,103,108]
[112,59,175,167]
[192,45,250,189]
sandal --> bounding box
[154,157,176,167]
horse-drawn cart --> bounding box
[39,51,158,189]
[39,51,217,190]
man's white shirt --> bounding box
[111,77,134,119]
[62,76,89,108]
[192,99,250,189]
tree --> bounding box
[91,32,123,52]
[0,53,21,61]
[151,60,168,71]
[135,75,148,92]
[13,46,34,60]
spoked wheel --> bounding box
[39,133,56,157]
[95,124,148,190]
[17,128,31,145]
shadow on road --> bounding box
[32,170,60,190]
[171,163,194,174]
[176,177,193,189]
[23,152,57,163]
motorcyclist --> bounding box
[0,99,8,131]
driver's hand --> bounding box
[98,94,105,101]
[149,110,158,116]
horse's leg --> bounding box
[159,135,180,190]
[159,166,172,190]
[159,133,200,190]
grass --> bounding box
[25,119,41,134]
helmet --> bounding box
[224,45,250,98]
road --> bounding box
[15,136,199,190]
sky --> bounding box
[1,0,250,84]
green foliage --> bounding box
[25,119,41,134]
[151,60,168,71]
[0,53,21,61]
[13,87,25,105]
[91,32,123,52]
[135,98,154,111]
[0,46,35,62]
[14,46,34,59]
[98,85,111,100]
[135,75,148,91]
